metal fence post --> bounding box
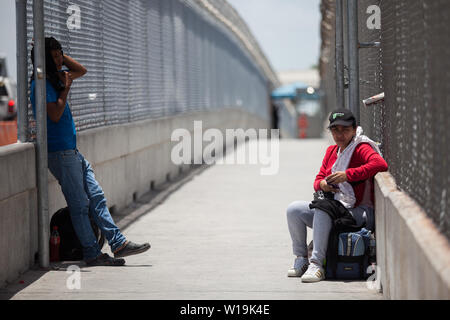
[347,0,360,123]
[335,0,345,110]
[16,0,28,142]
[33,0,50,268]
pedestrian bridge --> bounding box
[0,138,382,299]
[2,0,449,301]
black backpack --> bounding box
[50,207,105,261]
[309,196,369,279]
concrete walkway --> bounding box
[0,139,382,300]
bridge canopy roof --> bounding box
[271,81,308,99]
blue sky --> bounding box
[227,0,321,72]
[0,0,321,81]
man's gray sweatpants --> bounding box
[286,200,374,267]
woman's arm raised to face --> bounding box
[63,54,87,80]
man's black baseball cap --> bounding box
[328,109,356,128]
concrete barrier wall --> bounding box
[0,143,38,289]
[0,107,270,288]
[375,172,450,299]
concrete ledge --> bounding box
[0,142,37,289]
[375,172,450,299]
[0,143,35,201]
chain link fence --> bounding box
[320,0,450,240]
[25,0,278,135]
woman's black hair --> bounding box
[30,36,64,92]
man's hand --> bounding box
[320,180,340,193]
[325,171,348,185]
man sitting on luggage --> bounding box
[286,109,388,283]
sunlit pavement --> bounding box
[0,138,383,300]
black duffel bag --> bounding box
[50,207,105,261]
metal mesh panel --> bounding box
[26,0,274,133]
[319,0,450,240]
[69,0,105,130]
[26,0,71,136]
[206,24,218,110]
[186,5,201,111]
[173,0,188,114]
[147,0,165,118]
[318,0,336,117]
[358,0,384,144]
[128,0,151,122]
[199,17,209,110]
[102,0,129,125]
[380,0,450,239]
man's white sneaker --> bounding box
[287,257,309,277]
[300,263,325,283]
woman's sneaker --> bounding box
[287,257,309,277]
[301,263,325,283]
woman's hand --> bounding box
[47,72,71,123]
[63,71,73,89]
[325,171,348,185]
[320,179,340,193]
[57,71,72,90]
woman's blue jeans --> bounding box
[48,149,126,261]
